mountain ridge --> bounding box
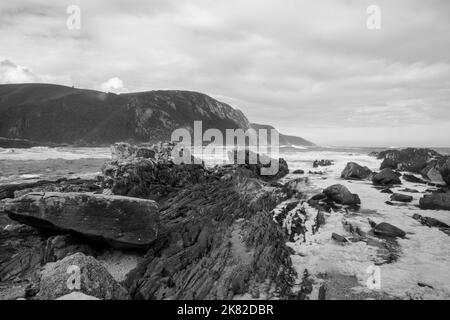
[0,83,313,147]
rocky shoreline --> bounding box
[0,145,449,300]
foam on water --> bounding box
[0,147,111,161]
[279,149,450,299]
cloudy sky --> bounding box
[1,0,449,147]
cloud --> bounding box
[1,0,449,146]
[101,77,126,93]
[0,59,40,83]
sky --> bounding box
[0,0,449,147]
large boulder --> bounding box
[421,157,450,184]
[419,193,450,211]
[341,162,372,180]
[372,168,402,185]
[37,253,129,300]
[323,184,361,205]
[2,192,159,249]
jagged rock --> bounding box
[419,192,450,210]
[2,192,159,249]
[413,214,449,229]
[390,193,413,203]
[0,178,101,201]
[313,160,333,168]
[292,169,305,174]
[377,148,441,172]
[340,162,372,180]
[124,169,295,300]
[377,148,449,185]
[373,222,406,238]
[372,169,402,185]
[36,253,129,300]
[402,174,427,184]
[323,184,361,205]
[228,149,289,180]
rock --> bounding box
[323,184,361,205]
[390,193,413,203]
[413,214,449,229]
[124,170,296,300]
[340,162,372,180]
[310,193,327,201]
[373,222,406,238]
[402,174,427,184]
[228,149,289,180]
[398,188,419,193]
[36,253,129,300]
[313,160,333,168]
[419,192,450,211]
[372,169,402,185]
[421,156,450,184]
[380,158,398,170]
[331,233,349,243]
[0,178,101,201]
[377,148,441,172]
[2,192,159,249]
[380,188,393,194]
[292,169,305,174]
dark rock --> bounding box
[36,253,129,300]
[323,184,361,205]
[124,169,296,300]
[380,188,393,194]
[390,193,413,203]
[377,148,441,173]
[373,222,406,238]
[399,188,419,193]
[413,214,449,229]
[310,193,327,201]
[331,233,348,243]
[380,158,398,170]
[2,192,159,249]
[0,178,101,201]
[313,160,333,168]
[292,169,305,174]
[402,174,427,184]
[419,193,450,211]
[340,162,372,180]
[372,168,402,185]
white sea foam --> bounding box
[280,149,450,299]
[0,147,111,161]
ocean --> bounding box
[1,145,450,299]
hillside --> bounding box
[0,83,313,147]
[251,123,315,147]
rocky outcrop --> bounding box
[341,162,372,180]
[37,253,129,300]
[323,184,361,205]
[372,169,402,185]
[377,148,449,185]
[2,192,159,249]
[124,168,295,300]
[419,192,450,211]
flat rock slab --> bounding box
[2,192,159,249]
